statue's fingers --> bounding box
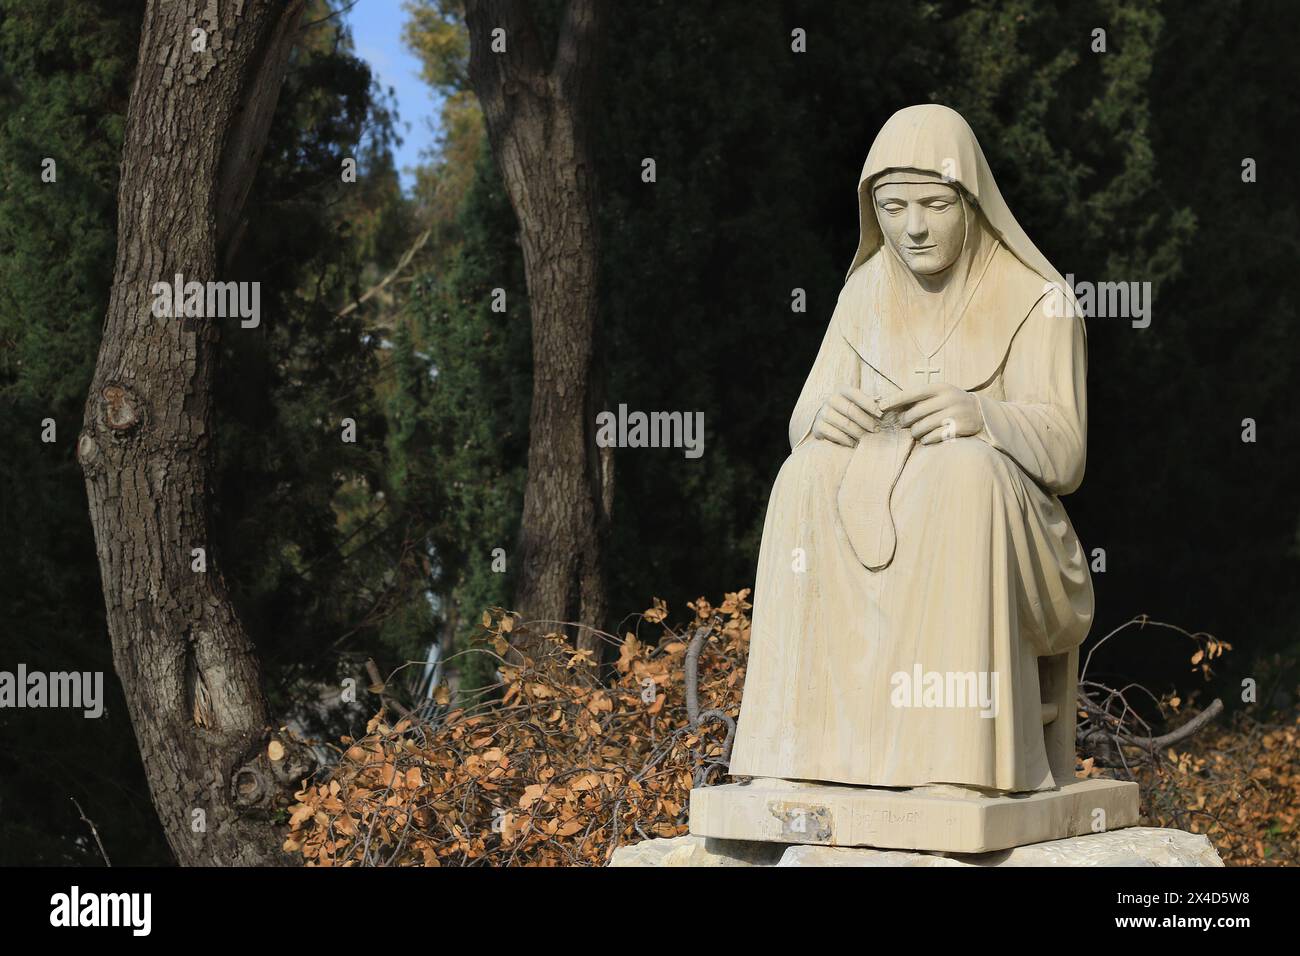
[813,419,855,446]
[840,386,884,418]
[898,396,948,427]
[823,406,865,438]
[831,394,876,431]
[909,411,953,442]
[878,385,935,413]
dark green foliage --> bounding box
[0,0,135,408]
[391,150,530,689]
[0,0,163,865]
[1100,0,1300,686]
[212,28,413,713]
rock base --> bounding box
[689,777,1140,853]
[610,827,1224,867]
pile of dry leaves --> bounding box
[283,591,751,865]
[1074,621,1298,865]
[1138,709,1300,865]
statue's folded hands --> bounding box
[879,382,983,444]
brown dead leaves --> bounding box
[1138,709,1300,865]
[285,590,751,866]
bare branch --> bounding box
[336,228,432,317]
[365,658,414,719]
[71,797,111,867]
[1118,698,1225,751]
[303,0,361,31]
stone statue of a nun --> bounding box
[729,104,1093,795]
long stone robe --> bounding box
[729,242,1093,793]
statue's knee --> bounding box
[916,438,1005,491]
[784,439,851,494]
[791,438,850,469]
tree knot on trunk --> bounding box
[76,431,101,473]
[100,383,145,434]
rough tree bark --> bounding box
[78,0,307,866]
[464,0,611,654]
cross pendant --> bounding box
[914,358,942,383]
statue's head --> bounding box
[845,105,1070,298]
[872,176,966,276]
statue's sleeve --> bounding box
[789,300,860,451]
[974,289,1087,494]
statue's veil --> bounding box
[846,104,1068,294]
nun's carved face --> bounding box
[873,182,965,276]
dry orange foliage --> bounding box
[1137,709,1300,865]
[284,591,751,866]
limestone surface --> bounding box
[609,827,1223,868]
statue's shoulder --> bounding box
[834,253,886,341]
[843,251,885,292]
[988,243,1060,313]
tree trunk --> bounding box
[78,0,307,866]
[464,0,610,655]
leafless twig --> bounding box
[71,797,111,867]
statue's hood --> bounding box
[847,104,1069,294]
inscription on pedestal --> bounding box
[877,807,921,827]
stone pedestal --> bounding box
[610,828,1223,867]
[688,777,1140,854]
